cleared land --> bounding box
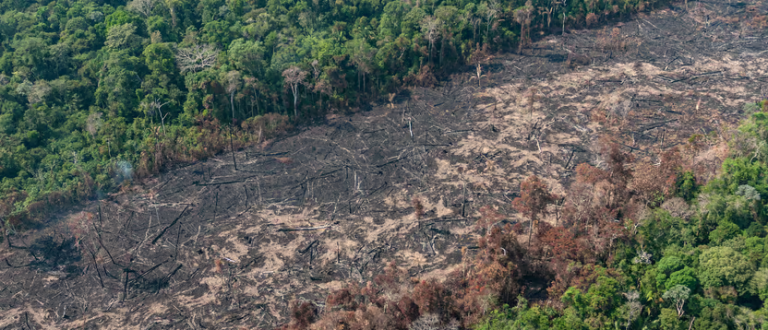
[1,0,767,328]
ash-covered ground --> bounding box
[1,0,767,328]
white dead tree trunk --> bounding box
[151,98,171,136]
[175,44,219,73]
[282,66,307,118]
[141,98,171,136]
[475,63,482,87]
[421,16,443,62]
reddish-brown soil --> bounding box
[1,0,767,328]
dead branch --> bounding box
[298,240,319,254]
[278,221,339,232]
[640,119,678,132]
[175,44,219,73]
[194,174,261,186]
[151,204,191,245]
[671,70,723,83]
[128,259,170,285]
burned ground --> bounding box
[1,0,767,328]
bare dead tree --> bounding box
[421,15,443,62]
[127,0,157,17]
[175,44,219,73]
[623,291,643,330]
[469,44,490,88]
[282,66,308,118]
[475,63,483,88]
[149,98,171,136]
[544,6,554,29]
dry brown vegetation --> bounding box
[1,0,767,328]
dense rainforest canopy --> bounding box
[0,0,663,226]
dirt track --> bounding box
[1,0,767,328]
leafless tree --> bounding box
[421,15,443,62]
[175,44,219,73]
[623,291,643,330]
[475,62,483,87]
[632,249,652,264]
[469,44,489,88]
[143,97,171,136]
[282,66,308,117]
[127,0,157,18]
[408,313,459,330]
[544,6,554,28]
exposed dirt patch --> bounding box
[1,0,766,328]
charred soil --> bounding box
[1,0,767,328]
